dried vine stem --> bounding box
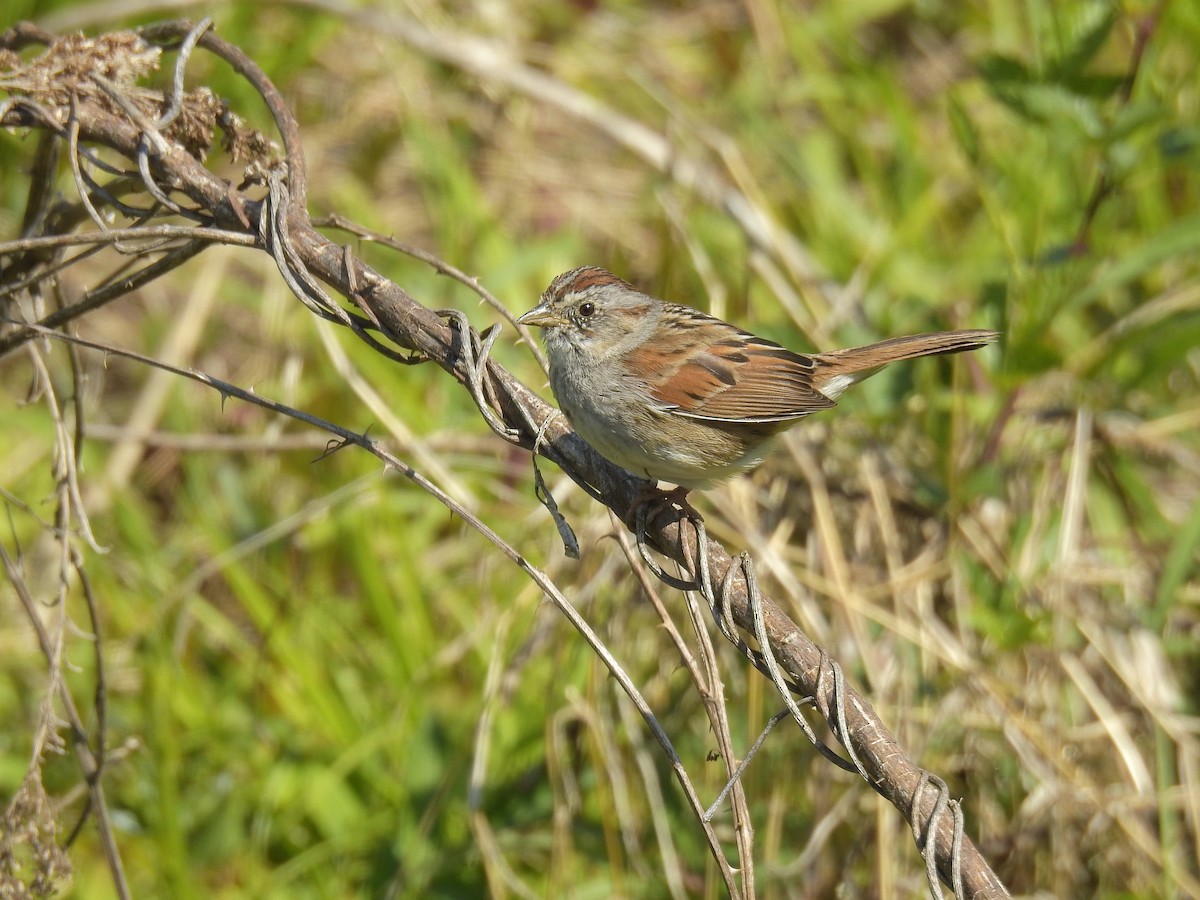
[0,21,1010,898]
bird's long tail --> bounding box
[811,329,998,400]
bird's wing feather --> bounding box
[622,307,835,423]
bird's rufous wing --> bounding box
[622,307,835,423]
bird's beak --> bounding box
[516,303,566,329]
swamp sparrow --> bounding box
[518,267,997,492]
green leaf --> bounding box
[948,95,981,165]
[1021,84,1106,138]
[1160,126,1200,160]
[978,53,1035,87]
[1075,213,1200,306]
[1151,496,1200,629]
[1051,2,1119,82]
[1106,101,1166,144]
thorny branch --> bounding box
[0,20,1010,899]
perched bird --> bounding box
[518,266,997,493]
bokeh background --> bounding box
[2,0,1198,897]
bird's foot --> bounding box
[632,483,703,529]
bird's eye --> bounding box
[578,301,596,318]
